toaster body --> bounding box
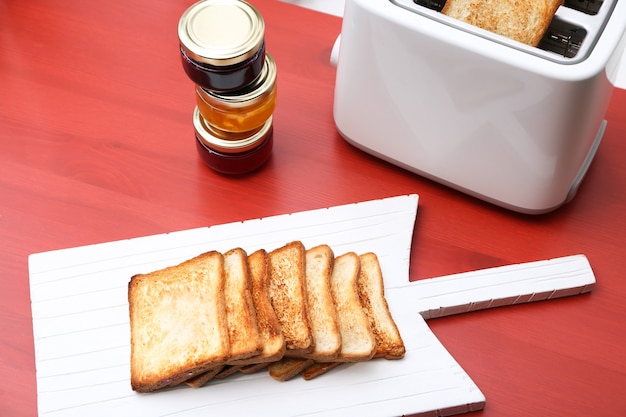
[333,0,626,213]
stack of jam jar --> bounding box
[178,0,277,175]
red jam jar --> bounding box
[178,0,266,92]
[193,106,273,175]
[195,53,277,133]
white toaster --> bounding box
[333,0,626,213]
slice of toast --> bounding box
[268,241,313,357]
[302,245,341,361]
[268,357,315,382]
[223,248,262,362]
[357,253,406,359]
[330,252,377,362]
[129,251,229,392]
[229,249,285,365]
[441,0,563,46]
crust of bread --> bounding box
[303,245,342,361]
[357,253,406,359]
[185,366,224,388]
[230,249,286,365]
[330,252,377,362]
[268,241,313,357]
[223,248,262,362]
[441,0,563,46]
[214,365,242,379]
[238,362,269,374]
[300,361,342,380]
[268,357,315,381]
[129,251,229,393]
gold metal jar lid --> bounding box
[193,106,273,153]
[197,53,276,108]
[178,0,265,67]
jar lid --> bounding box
[197,53,276,108]
[178,0,265,67]
[193,106,273,153]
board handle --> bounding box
[405,255,595,320]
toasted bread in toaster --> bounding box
[357,253,406,359]
[223,248,263,362]
[268,357,315,381]
[268,241,313,357]
[441,0,563,46]
[302,245,342,362]
[330,252,377,362]
[129,251,229,392]
[230,249,285,365]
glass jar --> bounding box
[193,106,273,174]
[195,53,277,133]
[178,0,266,92]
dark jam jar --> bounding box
[178,0,266,92]
[193,106,273,175]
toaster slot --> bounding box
[563,0,603,15]
[413,0,445,11]
[395,0,618,63]
[538,18,587,58]
[413,0,604,14]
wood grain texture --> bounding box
[1,0,626,416]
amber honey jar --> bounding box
[178,0,266,92]
[195,53,276,133]
[193,107,273,174]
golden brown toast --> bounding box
[441,0,563,46]
[302,245,341,361]
[330,252,377,362]
[230,249,285,365]
[223,248,262,362]
[357,253,406,359]
[129,251,229,393]
[129,243,406,390]
[268,241,313,357]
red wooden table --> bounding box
[1,0,625,415]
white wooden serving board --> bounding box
[28,194,595,417]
